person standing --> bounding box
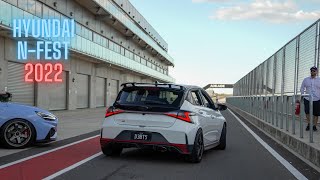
[300,66,320,131]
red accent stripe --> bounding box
[100,138,189,154]
[0,137,100,180]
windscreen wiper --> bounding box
[144,101,166,105]
[136,106,150,111]
[114,103,150,111]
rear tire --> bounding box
[215,123,226,150]
[187,130,204,163]
[101,145,123,156]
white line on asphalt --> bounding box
[0,135,100,170]
[227,109,308,180]
[43,152,103,180]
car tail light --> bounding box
[165,111,193,123]
[105,107,124,118]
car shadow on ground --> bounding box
[106,148,187,164]
[102,147,219,164]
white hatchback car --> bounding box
[100,83,227,163]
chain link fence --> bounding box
[227,19,320,143]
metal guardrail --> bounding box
[227,94,315,143]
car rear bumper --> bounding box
[101,117,199,146]
[100,137,193,154]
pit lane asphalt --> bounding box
[53,110,320,180]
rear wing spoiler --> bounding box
[121,82,185,90]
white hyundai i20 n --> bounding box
[100,83,227,163]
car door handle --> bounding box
[199,111,204,115]
[211,115,216,119]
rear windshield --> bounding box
[114,86,184,111]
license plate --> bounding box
[131,132,151,141]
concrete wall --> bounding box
[0,36,154,110]
[0,37,7,94]
[1,0,167,110]
[34,0,167,72]
[2,0,170,77]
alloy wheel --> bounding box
[4,121,32,148]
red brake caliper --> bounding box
[22,128,30,137]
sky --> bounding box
[130,0,320,93]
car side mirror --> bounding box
[218,104,227,111]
